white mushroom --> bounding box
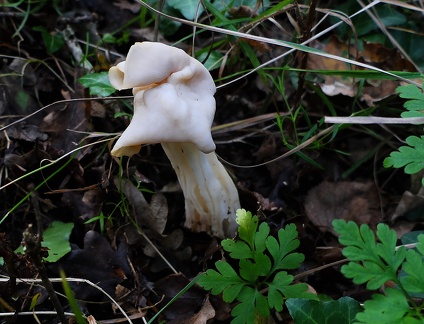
[109,42,240,238]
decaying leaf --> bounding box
[391,186,424,223]
[114,176,168,234]
[50,230,130,300]
[304,181,382,235]
[154,273,206,321]
[307,36,417,105]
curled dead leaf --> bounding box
[114,176,168,234]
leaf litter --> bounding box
[0,0,424,323]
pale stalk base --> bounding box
[162,142,240,238]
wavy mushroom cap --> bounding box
[109,42,217,156]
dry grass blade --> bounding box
[135,0,421,87]
[357,0,421,71]
[325,116,424,124]
[218,126,335,168]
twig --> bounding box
[22,190,67,323]
[292,0,318,110]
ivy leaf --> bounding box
[384,136,424,175]
[286,297,362,324]
[401,231,424,246]
[78,72,116,97]
[266,223,304,272]
[197,260,246,303]
[355,288,411,324]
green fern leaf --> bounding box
[266,223,304,272]
[355,288,411,324]
[383,136,424,174]
[198,260,246,303]
[333,221,406,290]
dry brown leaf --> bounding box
[185,296,215,324]
[391,187,424,223]
[114,176,168,234]
[307,36,417,105]
[307,36,357,97]
[304,181,382,235]
[154,273,206,321]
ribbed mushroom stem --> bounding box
[162,142,239,238]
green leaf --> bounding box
[254,252,272,276]
[236,208,258,249]
[341,261,393,290]
[213,0,270,13]
[385,83,424,181]
[200,209,311,322]
[78,72,116,97]
[267,271,316,311]
[333,220,405,290]
[384,136,424,174]
[222,239,253,259]
[197,260,246,303]
[266,223,304,272]
[355,288,411,324]
[400,248,424,294]
[14,221,74,263]
[166,0,204,20]
[397,83,424,101]
[400,231,424,245]
[254,222,270,254]
[239,259,261,282]
[375,223,406,271]
[33,26,64,54]
[196,50,224,71]
[42,221,74,262]
[231,286,270,323]
[286,297,362,324]
[401,110,424,118]
[230,286,257,324]
[333,220,378,262]
[417,234,424,256]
